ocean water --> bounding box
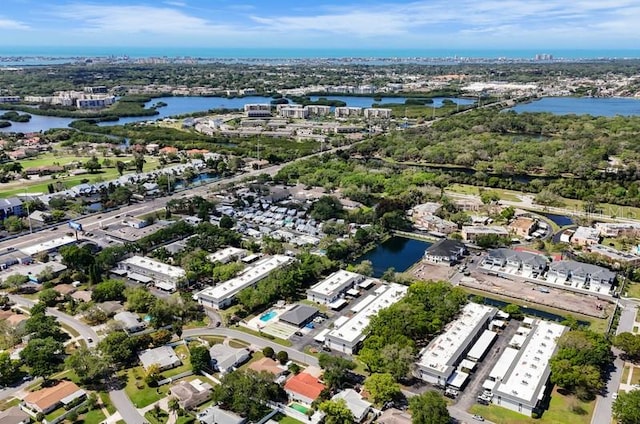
[1,46,639,60]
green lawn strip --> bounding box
[0,397,21,411]
[463,287,609,333]
[98,391,117,415]
[123,367,169,408]
[145,410,169,424]
[273,413,305,424]
[627,283,640,300]
[447,183,523,202]
[229,339,250,349]
[176,414,196,424]
[470,389,594,424]
[622,365,631,385]
[45,406,68,422]
[233,325,292,347]
[79,408,107,424]
[631,368,640,386]
[61,323,81,338]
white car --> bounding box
[612,392,618,400]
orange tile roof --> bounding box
[284,372,325,400]
[24,381,82,412]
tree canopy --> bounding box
[409,391,451,424]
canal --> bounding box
[354,236,431,278]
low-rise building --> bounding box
[118,256,186,291]
[138,346,181,371]
[307,270,366,305]
[244,104,271,117]
[414,214,457,234]
[416,303,497,387]
[508,217,537,238]
[197,406,247,424]
[209,344,250,374]
[284,371,326,405]
[571,226,600,247]
[331,389,373,423]
[595,222,640,237]
[247,357,287,377]
[114,311,146,334]
[207,247,248,264]
[424,239,466,265]
[23,380,86,414]
[170,379,213,409]
[490,320,567,417]
[547,260,615,293]
[325,283,408,354]
[334,107,362,118]
[587,244,640,266]
[483,248,549,277]
[280,107,309,119]
[195,255,295,309]
[363,108,392,119]
[461,226,509,242]
[279,304,319,328]
[0,197,23,219]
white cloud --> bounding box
[164,1,187,7]
[0,16,30,30]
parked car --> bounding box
[472,415,485,421]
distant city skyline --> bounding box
[0,0,638,52]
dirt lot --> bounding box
[457,271,611,318]
[411,261,458,282]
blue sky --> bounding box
[0,0,638,51]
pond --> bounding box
[512,96,640,117]
[537,212,574,227]
[473,295,589,327]
[354,236,432,277]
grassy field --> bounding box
[145,409,169,424]
[470,388,594,424]
[622,365,631,385]
[273,413,305,424]
[79,408,107,424]
[122,367,170,408]
[446,183,523,202]
[625,283,640,300]
[0,397,20,411]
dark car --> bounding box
[322,346,332,352]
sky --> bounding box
[0,0,638,52]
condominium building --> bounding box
[195,255,295,309]
[118,255,186,291]
[280,107,309,119]
[416,303,497,387]
[305,105,332,116]
[334,107,363,118]
[363,108,392,119]
[244,104,271,117]
[547,260,615,293]
[207,247,248,264]
[461,226,509,242]
[489,320,567,416]
[324,283,407,354]
[307,270,366,305]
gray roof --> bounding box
[549,260,616,281]
[139,346,181,370]
[0,197,22,208]
[487,248,549,269]
[197,406,246,424]
[0,406,30,424]
[279,304,319,327]
[114,311,145,331]
[332,389,372,421]
[209,344,250,371]
[426,239,466,257]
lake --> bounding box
[0,95,476,132]
[354,236,432,277]
[538,212,574,227]
[512,96,640,116]
[474,295,589,326]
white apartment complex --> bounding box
[244,104,271,117]
[118,255,186,291]
[363,108,392,119]
[488,320,567,417]
[207,247,248,264]
[324,283,408,354]
[334,107,363,118]
[195,255,294,309]
[307,270,366,305]
[416,303,497,386]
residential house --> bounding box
[0,197,23,219]
[284,370,326,405]
[114,311,147,334]
[138,346,182,371]
[197,406,246,424]
[508,216,537,238]
[331,389,372,423]
[483,248,549,277]
[247,357,286,378]
[170,379,213,410]
[547,260,616,293]
[0,406,30,424]
[461,226,509,242]
[424,239,466,265]
[209,345,250,374]
[23,380,86,414]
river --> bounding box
[512,96,640,116]
[354,236,432,277]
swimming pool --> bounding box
[259,310,278,322]
[290,402,310,414]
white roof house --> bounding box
[195,255,295,309]
[118,255,186,291]
[416,303,497,386]
[307,270,366,305]
[206,247,248,264]
[324,283,407,354]
[138,346,182,371]
[491,320,567,417]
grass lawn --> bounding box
[446,184,522,202]
[176,414,196,424]
[201,336,225,345]
[229,339,250,349]
[273,413,305,424]
[123,367,169,408]
[631,368,640,386]
[145,410,169,424]
[0,397,20,411]
[626,283,640,300]
[234,325,292,347]
[45,406,68,422]
[79,408,107,424]
[622,365,631,385]
[61,323,81,338]
[470,388,594,424]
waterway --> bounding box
[354,236,432,278]
[537,212,574,227]
[474,295,589,326]
[0,95,475,133]
[512,96,640,116]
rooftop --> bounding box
[121,255,186,279]
[417,303,497,374]
[20,235,76,256]
[138,346,181,370]
[426,239,466,257]
[279,304,319,327]
[573,226,601,241]
[549,260,616,281]
[24,380,85,412]
[207,247,247,263]
[284,371,326,401]
[308,270,364,297]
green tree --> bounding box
[364,373,401,405]
[98,331,137,368]
[310,196,344,221]
[276,350,289,365]
[168,397,180,417]
[59,245,95,273]
[318,353,355,390]
[65,346,111,385]
[24,313,68,342]
[38,288,58,306]
[503,304,524,320]
[212,370,284,421]
[190,345,211,374]
[91,279,126,302]
[116,161,126,176]
[262,346,275,358]
[1,274,28,291]
[613,389,640,424]
[319,399,354,424]
[614,333,640,360]
[0,351,21,386]
[3,216,23,233]
[85,156,102,173]
[219,215,234,229]
[20,337,64,380]
[150,329,172,346]
[409,391,451,424]
[124,287,156,313]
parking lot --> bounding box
[458,271,611,318]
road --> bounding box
[183,327,319,367]
[109,389,146,424]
